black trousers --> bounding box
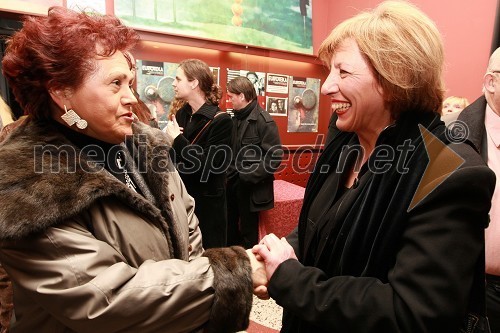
[226,179,259,249]
[192,191,227,249]
[487,274,500,333]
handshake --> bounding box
[245,233,298,300]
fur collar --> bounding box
[0,119,187,258]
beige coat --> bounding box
[0,118,252,333]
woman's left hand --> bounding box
[252,233,298,280]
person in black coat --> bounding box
[226,76,283,249]
[163,59,233,248]
[457,46,500,333]
[253,2,495,332]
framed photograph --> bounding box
[114,0,313,55]
[266,97,287,116]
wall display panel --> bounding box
[136,59,178,129]
[0,0,61,15]
[136,58,219,129]
[114,0,313,55]
[287,76,320,133]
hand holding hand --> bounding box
[252,233,298,280]
[246,249,269,300]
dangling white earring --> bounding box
[61,105,88,129]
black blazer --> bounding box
[270,111,495,333]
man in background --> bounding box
[226,76,283,248]
[458,47,500,332]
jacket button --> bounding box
[170,194,175,201]
[188,245,193,252]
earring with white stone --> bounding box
[61,105,88,129]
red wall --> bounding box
[313,0,497,104]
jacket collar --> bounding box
[182,102,219,119]
[458,95,487,154]
[0,119,181,253]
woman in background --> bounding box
[254,1,494,332]
[164,59,233,248]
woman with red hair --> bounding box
[0,7,264,333]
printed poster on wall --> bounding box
[136,60,177,129]
[136,60,219,129]
[266,73,289,94]
[287,76,321,133]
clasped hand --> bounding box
[246,233,298,300]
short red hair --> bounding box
[2,6,139,120]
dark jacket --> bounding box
[229,102,283,212]
[173,102,233,248]
[0,118,252,333]
[270,111,495,333]
[457,95,488,160]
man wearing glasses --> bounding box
[458,47,500,332]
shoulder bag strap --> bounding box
[191,111,225,144]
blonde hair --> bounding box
[318,1,445,116]
[441,96,469,114]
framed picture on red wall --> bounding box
[114,0,313,55]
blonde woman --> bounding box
[254,2,494,332]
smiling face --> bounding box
[57,51,137,144]
[321,38,391,144]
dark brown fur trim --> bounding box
[203,246,253,333]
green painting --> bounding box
[115,0,313,54]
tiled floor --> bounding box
[238,295,283,333]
